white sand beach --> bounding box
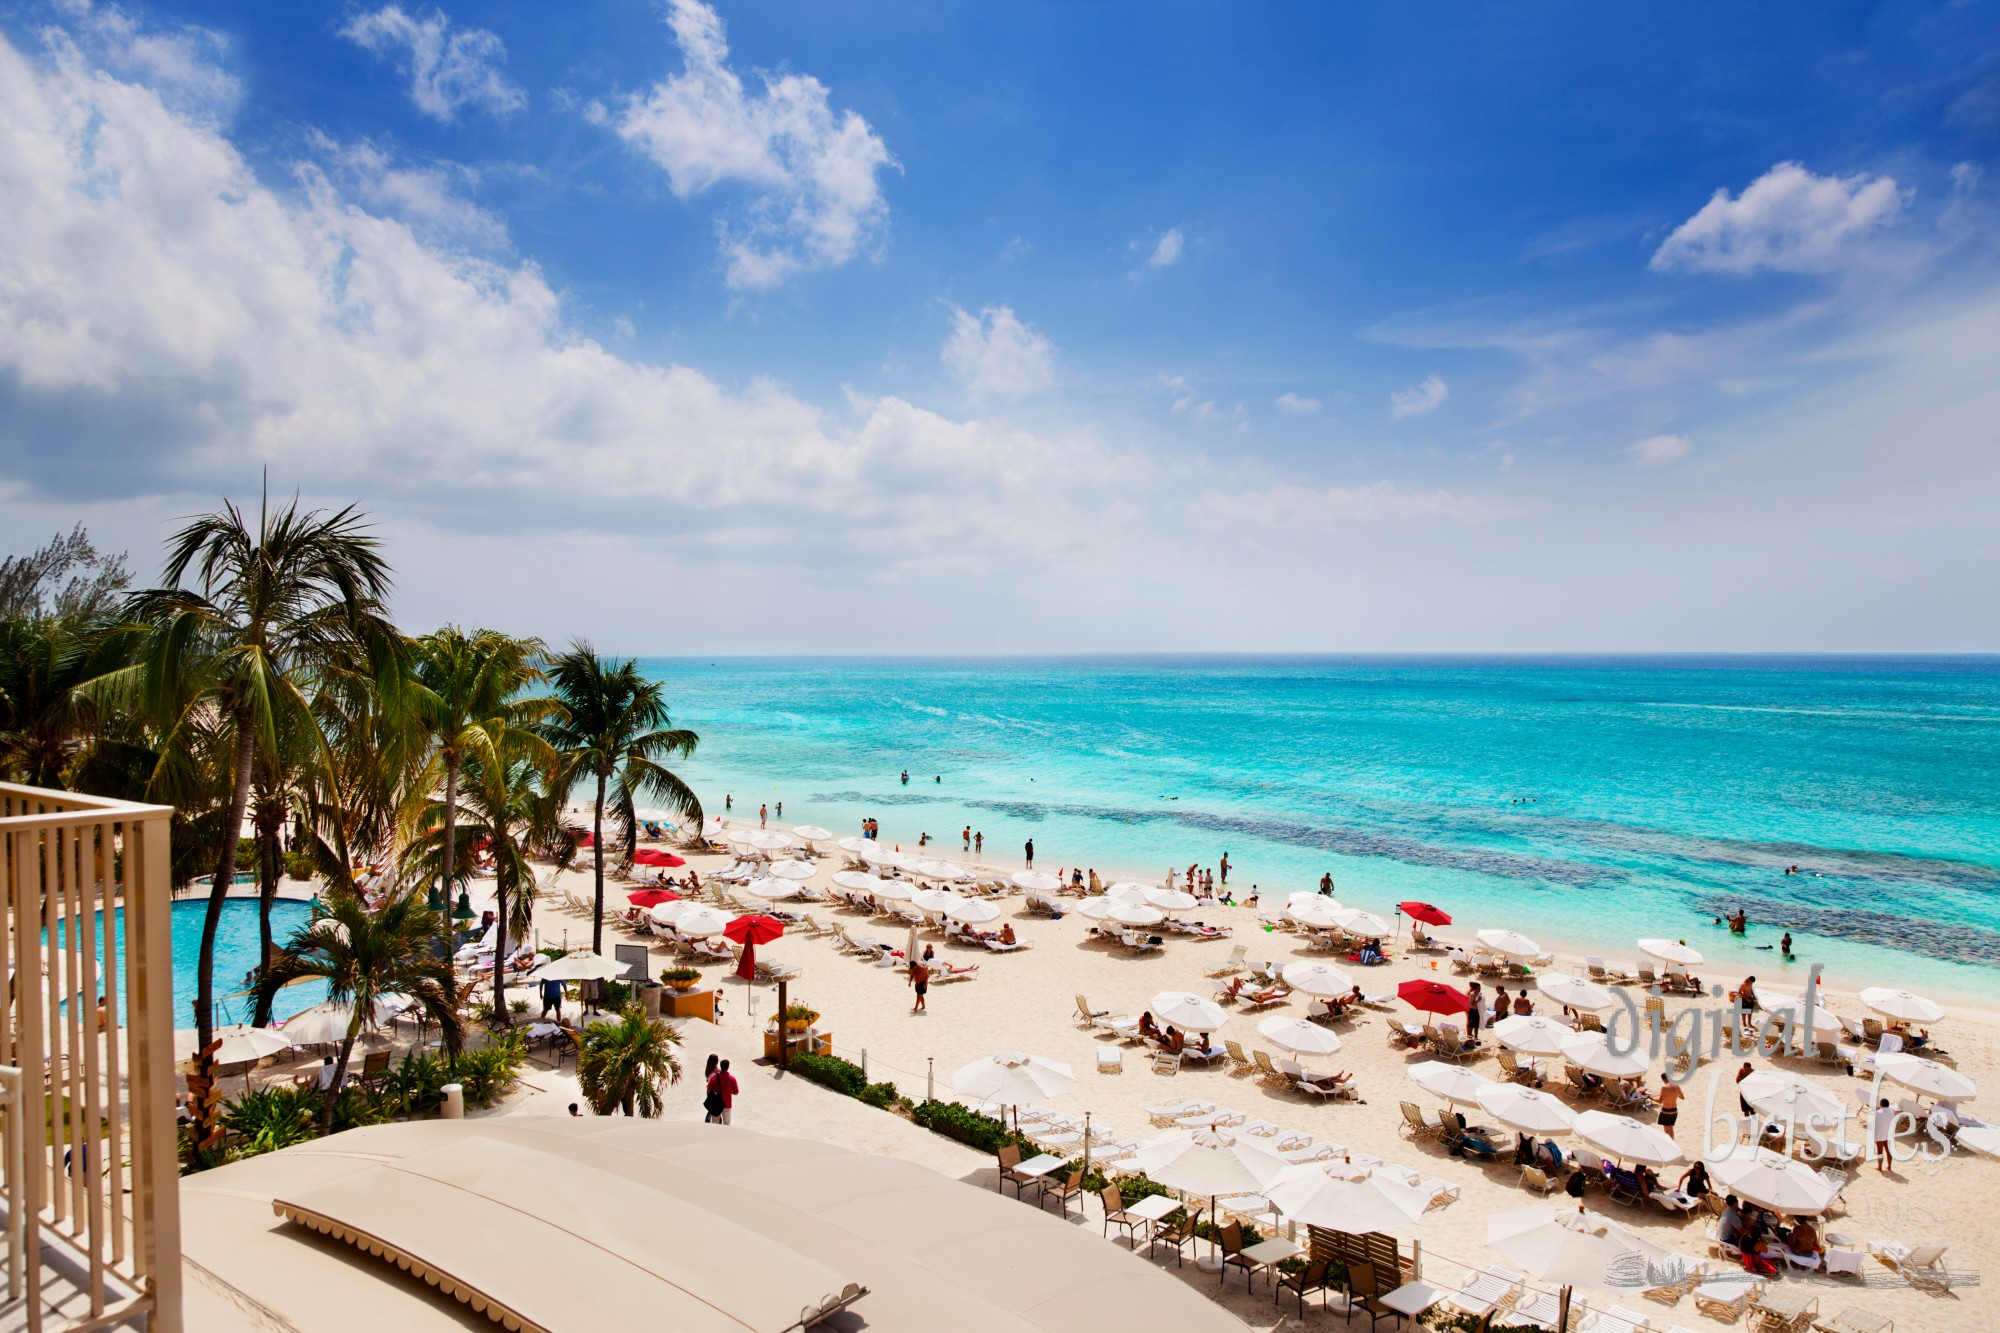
[486,817,2000,1333]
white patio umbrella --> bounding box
[835,837,874,855]
[1496,1014,1577,1057]
[907,858,971,881]
[1559,1032,1649,1079]
[1287,899,1343,929]
[671,906,737,937]
[862,846,907,868]
[1537,974,1616,1013]
[1012,870,1062,891]
[276,1003,359,1047]
[648,900,694,928]
[830,871,889,892]
[1144,888,1199,911]
[1477,928,1541,959]
[868,878,916,902]
[1150,991,1229,1032]
[529,951,632,982]
[1268,1164,1426,1235]
[1638,939,1703,966]
[742,877,806,900]
[1860,988,1946,1024]
[910,889,964,915]
[1108,902,1166,926]
[1876,1053,1977,1101]
[1408,1060,1497,1107]
[1257,1016,1343,1056]
[790,825,834,842]
[952,1051,1075,1111]
[1075,898,1116,920]
[1331,909,1394,937]
[1281,961,1357,997]
[766,860,816,881]
[1705,1146,1839,1214]
[750,830,797,850]
[213,1024,293,1065]
[944,898,1002,924]
[1286,891,1340,912]
[1759,991,1844,1036]
[1486,1204,1668,1291]
[1133,1128,1292,1258]
[1738,1071,1847,1123]
[1107,882,1154,904]
[1475,1083,1578,1136]
[1574,1111,1684,1165]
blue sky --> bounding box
[1,1,1996,650]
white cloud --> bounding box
[606,0,896,289]
[1157,374,1243,426]
[942,305,1055,399]
[1146,227,1184,269]
[340,5,525,122]
[1207,481,1504,528]
[1627,434,1692,468]
[1275,392,1321,415]
[1650,162,1905,276]
[1390,374,1448,418]
[309,134,507,249]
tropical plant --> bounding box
[447,1033,528,1107]
[220,1085,319,1157]
[404,627,551,918]
[0,614,131,788]
[542,643,701,952]
[0,524,131,622]
[253,889,463,1136]
[576,1004,682,1117]
[113,496,401,1048]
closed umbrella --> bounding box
[1538,974,1616,1013]
[1408,1060,1497,1107]
[1860,988,1946,1024]
[791,825,834,842]
[766,860,816,881]
[1575,1111,1684,1165]
[1257,1016,1343,1056]
[1151,991,1229,1032]
[1638,939,1703,966]
[1477,928,1541,959]
[528,952,631,983]
[1013,870,1062,891]
[673,906,737,937]
[1399,901,1451,927]
[1705,1146,1838,1214]
[952,1051,1075,1111]
[1399,979,1469,1018]
[831,871,888,892]
[1476,1083,1578,1135]
[1496,1015,1576,1058]
[1332,909,1394,937]
[944,898,1002,924]
[1268,1164,1427,1234]
[1145,888,1199,911]
[1876,1053,1977,1101]
[1108,902,1166,926]
[1282,961,1357,997]
[1559,1032,1649,1079]
[724,913,786,981]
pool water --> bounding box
[56,898,325,1028]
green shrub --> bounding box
[449,1033,527,1108]
[909,1100,1032,1155]
[661,966,700,983]
[858,1080,902,1110]
[283,850,316,881]
[382,1050,451,1116]
[222,1086,319,1157]
[788,1051,867,1097]
[601,980,632,1010]
[328,1086,394,1133]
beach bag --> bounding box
[702,1075,724,1119]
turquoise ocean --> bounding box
[635,657,2000,1003]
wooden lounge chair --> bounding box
[1401,1100,1442,1141]
[1251,1049,1289,1086]
[1811,1308,1893,1333]
[1222,1039,1255,1073]
[1429,1029,1475,1063]
[1498,1050,1543,1085]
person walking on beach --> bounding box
[710,1058,739,1125]
[1871,1098,1896,1173]
[1024,839,1034,868]
[908,957,929,1013]
[701,1054,722,1123]
[1465,983,1483,1041]
[759,803,768,828]
[1657,1079,1683,1139]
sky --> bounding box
[1,0,1997,652]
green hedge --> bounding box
[788,1051,869,1097]
[909,1099,1035,1155]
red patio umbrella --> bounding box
[1399,901,1452,927]
[1398,978,1469,1017]
[633,848,686,868]
[724,914,787,981]
[626,888,680,908]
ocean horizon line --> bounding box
[617,651,2000,666]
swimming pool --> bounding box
[57,898,325,1028]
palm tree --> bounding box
[543,643,701,953]
[404,628,551,925]
[253,889,463,1136]
[402,723,556,1025]
[576,1004,682,1116]
[0,614,129,788]
[115,496,400,1049]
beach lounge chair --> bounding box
[1095,1044,1123,1074]
[1429,1030,1475,1063]
[1252,1049,1291,1086]
[1387,1019,1428,1047]
[1151,1049,1181,1075]
[1811,1309,1893,1333]
[1891,1244,1951,1291]
[1692,1277,1759,1322]
[1206,942,1248,976]
[1241,986,1292,1011]
[1222,1039,1255,1073]
[1401,1101,1443,1141]
[1582,1305,1656,1333]
[1277,1138,1335,1165]
[1446,1265,1525,1319]
[1639,1261,1705,1306]
[1075,995,1109,1026]
[1520,1165,1559,1194]
[1146,1098,1210,1125]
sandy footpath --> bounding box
[496,822,1996,1333]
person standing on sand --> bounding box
[909,957,930,1013]
[1024,839,1034,868]
[1657,1079,1682,1138]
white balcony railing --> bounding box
[2,783,182,1333]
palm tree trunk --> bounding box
[490,871,510,1028]
[198,714,257,1049]
[440,751,459,913]
[591,772,607,954]
[320,1024,360,1138]
[253,809,280,1026]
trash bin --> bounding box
[639,981,664,1018]
[441,1082,464,1119]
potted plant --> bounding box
[782,1003,819,1033]
[661,966,701,993]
